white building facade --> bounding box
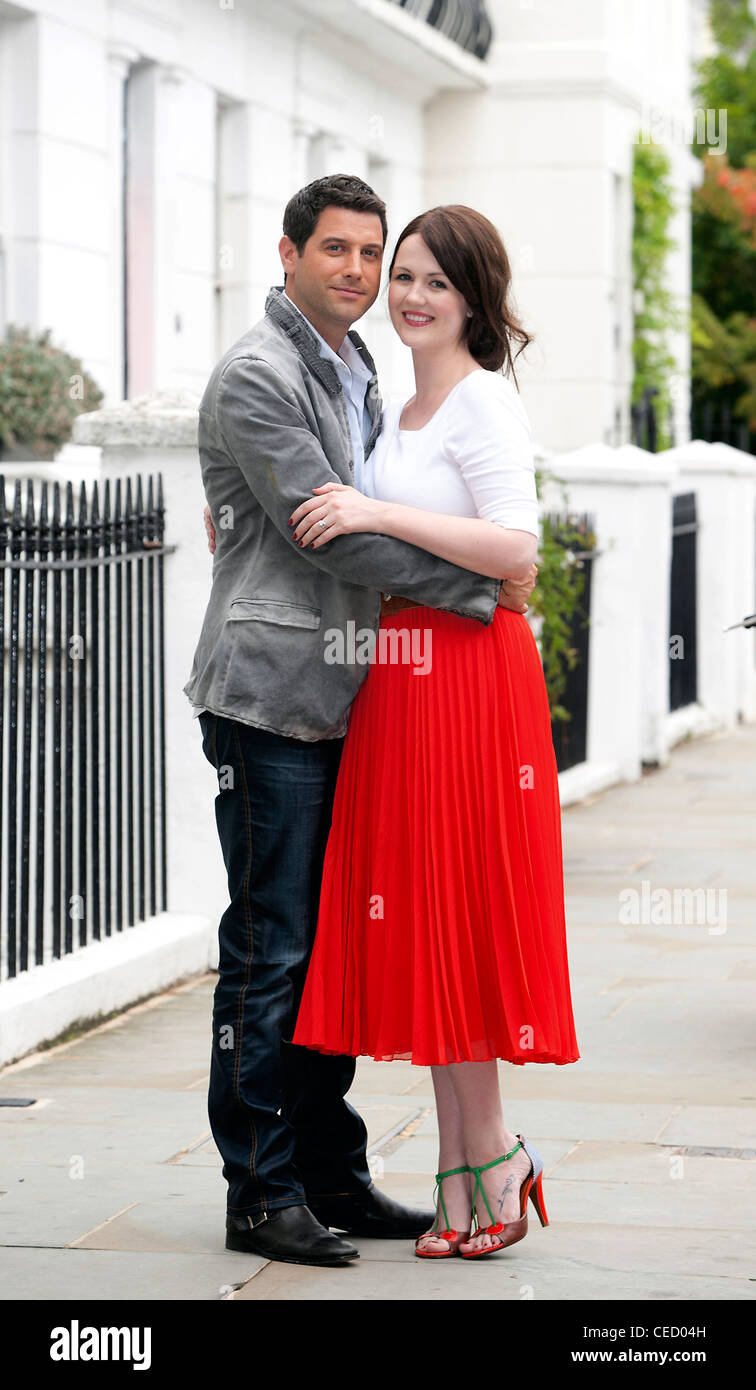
[0,0,710,451]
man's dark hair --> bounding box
[282,174,388,257]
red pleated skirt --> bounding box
[292,604,580,1067]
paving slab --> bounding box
[0,1247,262,1301]
[539,1176,753,1230]
[656,1106,756,1148]
[71,1200,245,1255]
[551,1139,756,1188]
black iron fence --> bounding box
[631,392,755,454]
[690,401,755,454]
[630,387,661,453]
[0,472,169,981]
[546,512,597,774]
[669,491,698,711]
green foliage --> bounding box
[0,325,104,460]
[694,0,756,168]
[631,141,685,450]
[531,471,597,726]
[691,289,756,420]
[691,198,756,321]
[708,0,754,54]
[690,0,756,435]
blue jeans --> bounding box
[199,711,372,1219]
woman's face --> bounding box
[387,233,471,354]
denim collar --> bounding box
[265,285,378,399]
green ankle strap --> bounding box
[468,1141,523,1230]
[432,1164,470,1234]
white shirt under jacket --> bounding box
[358,367,540,539]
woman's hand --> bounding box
[289,481,386,549]
[498,563,538,614]
[204,504,216,555]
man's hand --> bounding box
[204,504,216,555]
[497,563,538,614]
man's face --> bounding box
[279,207,384,340]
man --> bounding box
[185,174,536,1268]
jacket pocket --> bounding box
[227,596,321,629]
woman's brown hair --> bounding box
[387,205,533,387]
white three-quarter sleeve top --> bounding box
[359,367,540,538]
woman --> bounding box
[289,205,580,1259]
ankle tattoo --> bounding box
[496,1175,516,1213]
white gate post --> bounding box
[73,392,226,945]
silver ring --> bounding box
[318,519,327,530]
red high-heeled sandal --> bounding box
[460,1135,549,1258]
[415,1164,471,1259]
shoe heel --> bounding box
[226,1212,266,1253]
[528,1170,549,1227]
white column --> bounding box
[153,66,183,391]
[329,136,368,180]
[292,119,318,189]
[217,102,259,352]
[125,62,157,398]
[126,62,182,398]
[1,12,110,376]
[216,104,298,346]
[107,45,139,404]
[169,73,217,392]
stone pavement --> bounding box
[1,724,755,1302]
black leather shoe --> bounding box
[226,1203,359,1266]
[308,1182,435,1238]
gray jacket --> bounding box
[183,286,501,740]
